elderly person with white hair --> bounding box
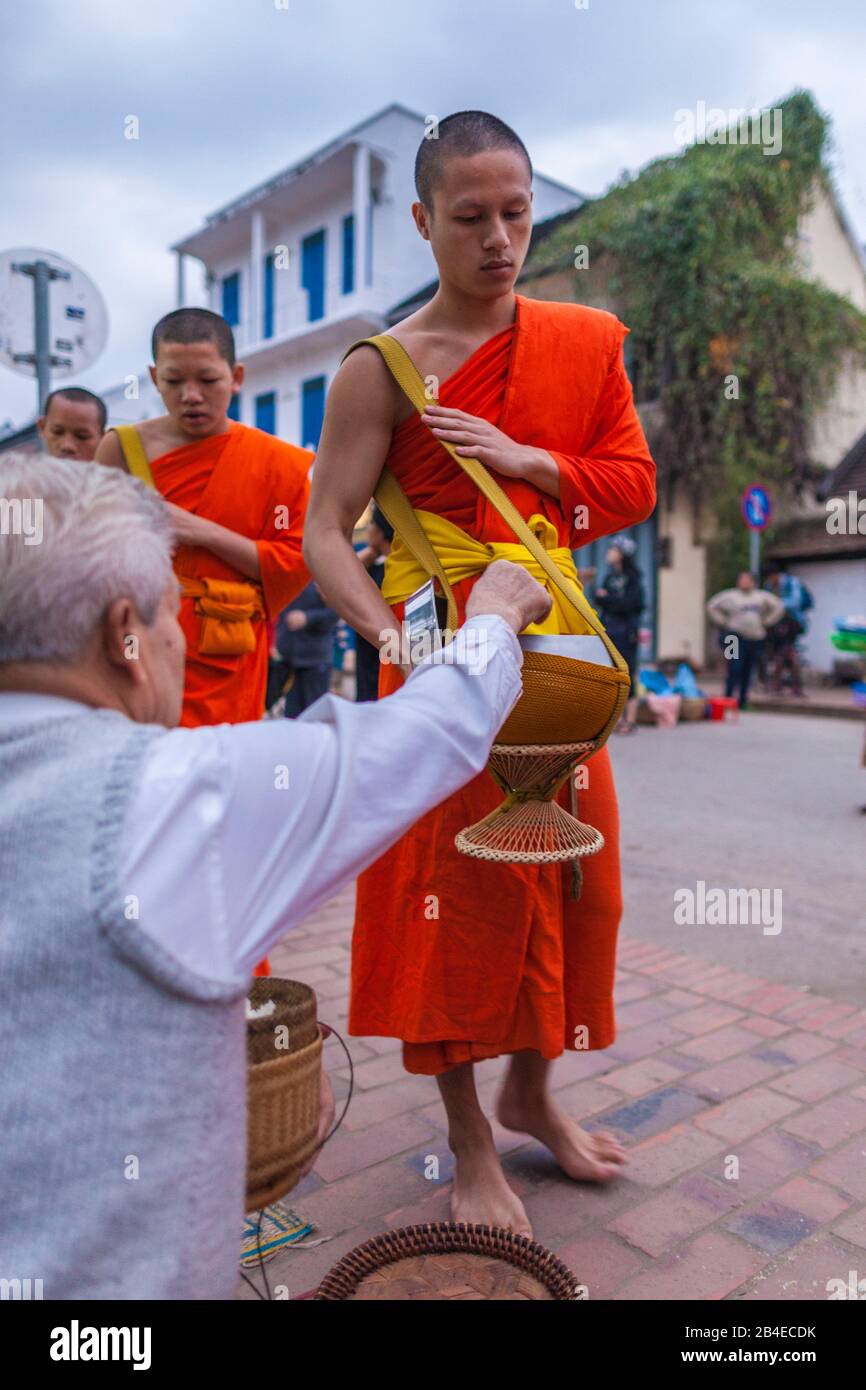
[0,452,550,1300]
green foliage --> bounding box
[525,90,866,570]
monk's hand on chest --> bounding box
[420,405,560,499]
[421,405,530,477]
[163,501,216,549]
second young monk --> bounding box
[304,111,656,1236]
[96,309,311,728]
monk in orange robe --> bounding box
[97,307,312,976]
[304,112,655,1235]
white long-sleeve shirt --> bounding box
[0,614,522,991]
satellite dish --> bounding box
[0,247,109,382]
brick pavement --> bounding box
[240,883,866,1301]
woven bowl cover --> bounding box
[498,651,630,746]
[247,977,318,1064]
[315,1223,581,1301]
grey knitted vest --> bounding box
[0,707,248,1299]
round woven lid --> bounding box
[315,1222,581,1301]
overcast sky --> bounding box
[2,0,865,428]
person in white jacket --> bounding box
[0,452,549,1299]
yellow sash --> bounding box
[382,509,595,638]
[113,424,265,658]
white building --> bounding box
[170,103,583,450]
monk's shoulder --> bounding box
[241,424,313,482]
[525,297,624,353]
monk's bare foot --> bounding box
[449,1123,533,1238]
[495,1089,627,1183]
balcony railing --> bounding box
[226,270,406,353]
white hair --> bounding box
[0,452,174,663]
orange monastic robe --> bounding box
[150,420,312,727]
[350,295,656,1074]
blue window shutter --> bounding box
[221,272,240,327]
[342,213,355,294]
[301,376,326,451]
[263,253,275,339]
[255,391,277,435]
[366,202,373,285]
[227,392,241,422]
[301,229,326,322]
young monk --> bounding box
[95,308,311,729]
[304,112,656,1235]
[96,308,311,981]
[38,387,106,461]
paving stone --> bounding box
[607,1191,718,1256]
[615,977,665,1004]
[771,1177,851,1225]
[708,1129,823,1200]
[294,1160,430,1237]
[809,1136,866,1199]
[741,1016,791,1038]
[625,1124,727,1188]
[750,1031,836,1067]
[342,1075,437,1131]
[614,1231,766,1300]
[669,1003,745,1036]
[723,1201,818,1256]
[831,1208,866,1249]
[657,989,706,1010]
[768,1059,863,1103]
[615,996,681,1029]
[556,1231,645,1298]
[603,1019,691,1063]
[678,1025,766,1063]
[736,1236,859,1300]
[781,1093,866,1150]
[313,1111,439,1183]
[694,1087,801,1142]
[681,1055,782,1102]
[603,1058,686,1097]
[675,1171,743,1215]
[597,1086,709,1142]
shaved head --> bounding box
[42,387,107,432]
[151,308,236,367]
[415,111,532,212]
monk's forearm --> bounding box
[305,527,398,649]
[519,447,561,500]
[192,518,261,580]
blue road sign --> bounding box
[742,485,772,530]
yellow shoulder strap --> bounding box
[113,425,156,490]
[342,335,624,671]
[374,466,460,633]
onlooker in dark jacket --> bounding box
[354,506,394,703]
[273,582,339,717]
[594,535,645,734]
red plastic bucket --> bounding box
[708,697,739,722]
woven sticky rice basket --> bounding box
[246,978,322,1213]
[679,696,708,722]
[315,1222,582,1301]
